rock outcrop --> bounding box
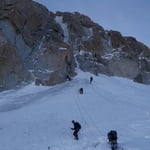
[0,0,150,91]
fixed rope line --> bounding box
[74,91,97,138]
[77,93,103,136]
[73,91,88,126]
[75,93,97,138]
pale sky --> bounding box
[34,0,150,48]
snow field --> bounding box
[0,71,150,150]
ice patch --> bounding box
[59,47,67,50]
[79,50,92,56]
[55,16,69,43]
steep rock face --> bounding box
[55,12,150,84]
[0,0,150,91]
[107,31,150,82]
[0,31,31,91]
[0,0,76,90]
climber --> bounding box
[79,88,83,94]
[107,130,118,150]
[90,76,93,84]
[71,120,81,140]
[66,75,72,81]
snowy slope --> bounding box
[0,71,150,150]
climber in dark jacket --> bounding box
[71,120,81,140]
[90,76,93,84]
[66,75,72,81]
[107,130,118,143]
[79,88,83,94]
[107,130,118,150]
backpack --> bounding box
[110,130,117,139]
[78,123,81,129]
[76,122,81,130]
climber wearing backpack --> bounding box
[71,120,81,140]
[107,130,118,150]
[79,88,83,94]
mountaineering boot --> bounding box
[74,136,78,140]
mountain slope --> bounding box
[0,71,150,150]
[0,0,150,91]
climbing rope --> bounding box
[73,91,88,126]
[75,89,103,137]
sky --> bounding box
[0,70,150,150]
[34,0,150,48]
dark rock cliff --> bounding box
[0,0,150,91]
